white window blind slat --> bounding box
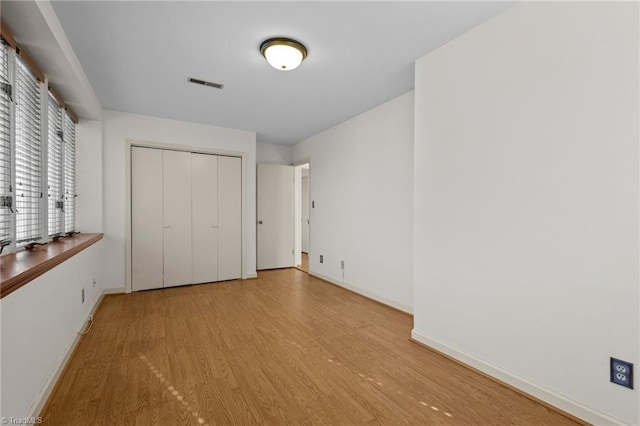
[14,55,42,244]
[0,39,11,246]
[47,93,64,236]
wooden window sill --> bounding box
[0,233,103,299]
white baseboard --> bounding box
[309,271,413,314]
[26,290,107,419]
[103,286,126,294]
[411,329,624,426]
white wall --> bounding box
[76,119,103,232]
[292,91,414,312]
[101,110,257,290]
[1,240,104,419]
[0,113,105,420]
[412,2,639,424]
[256,141,291,165]
[0,0,106,415]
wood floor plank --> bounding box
[40,269,581,425]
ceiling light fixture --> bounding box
[260,37,307,71]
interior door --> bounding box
[191,153,218,284]
[218,156,242,280]
[257,164,294,270]
[131,147,163,291]
[163,150,193,287]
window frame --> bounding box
[0,38,15,251]
[0,25,78,257]
[63,109,76,234]
[47,92,65,237]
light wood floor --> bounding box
[41,269,579,425]
[296,252,309,273]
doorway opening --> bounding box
[294,163,310,273]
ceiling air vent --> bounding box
[188,77,224,90]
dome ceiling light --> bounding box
[260,37,307,71]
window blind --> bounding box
[14,55,42,244]
[47,93,64,236]
[0,39,11,247]
[63,111,75,233]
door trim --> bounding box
[293,162,311,270]
[125,139,249,293]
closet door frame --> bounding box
[124,139,248,293]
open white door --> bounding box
[257,164,294,270]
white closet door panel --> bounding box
[257,164,295,270]
[131,147,163,291]
[192,153,218,284]
[163,150,193,287]
[218,156,242,281]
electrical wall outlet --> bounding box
[81,288,85,304]
[610,357,633,389]
[320,255,323,264]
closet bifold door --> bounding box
[218,156,242,281]
[131,147,164,291]
[191,153,219,284]
[163,150,193,287]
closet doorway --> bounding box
[128,144,243,292]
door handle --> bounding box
[258,220,263,224]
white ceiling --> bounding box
[51,1,513,145]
